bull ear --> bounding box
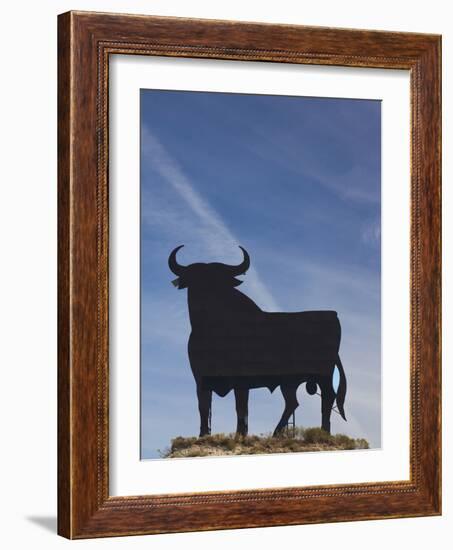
[231,277,243,287]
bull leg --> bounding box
[234,388,249,436]
[196,384,212,437]
[319,377,336,434]
[273,385,299,437]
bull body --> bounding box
[169,246,347,437]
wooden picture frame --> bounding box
[58,10,441,539]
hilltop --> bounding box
[159,427,369,458]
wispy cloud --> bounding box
[361,219,381,245]
[141,126,280,311]
[210,97,381,205]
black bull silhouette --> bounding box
[169,245,347,437]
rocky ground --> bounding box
[160,427,369,458]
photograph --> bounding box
[140,89,381,460]
[0,0,446,546]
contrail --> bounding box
[142,126,280,311]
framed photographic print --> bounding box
[58,11,441,539]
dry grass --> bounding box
[160,427,369,458]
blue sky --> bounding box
[140,89,381,459]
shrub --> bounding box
[294,426,306,439]
[332,434,355,449]
[355,438,370,449]
[171,436,196,451]
[157,447,171,458]
[303,427,334,444]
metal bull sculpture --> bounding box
[169,245,347,438]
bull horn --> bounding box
[225,246,250,276]
[168,245,187,275]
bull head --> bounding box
[168,245,250,290]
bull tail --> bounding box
[335,355,347,421]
